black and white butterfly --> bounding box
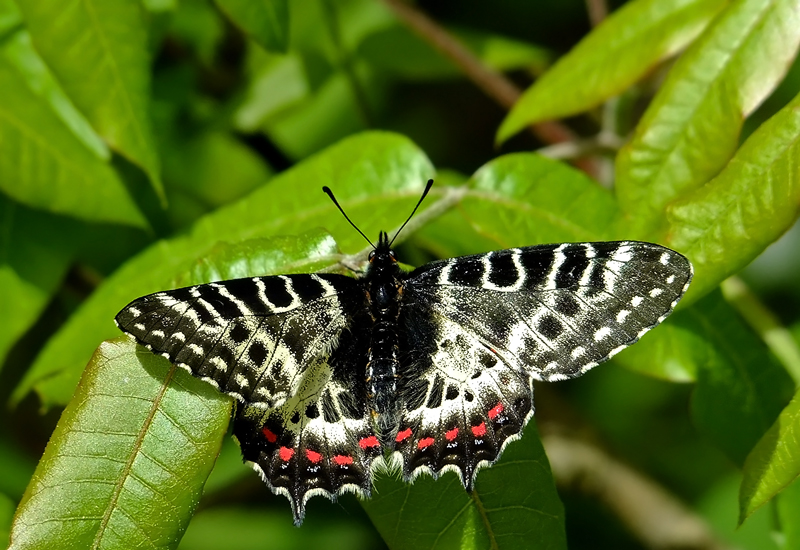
[115,181,692,524]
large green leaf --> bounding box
[739,387,800,522]
[497,0,727,142]
[212,0,289,52]
[364,423,566,550]
[7,338,232,550]
[0,56,146,227]
[668,88,800,300]
[2,29,109,161]
[616,0,800,233]
[13,132,435,408]
[17,0,163,198]
[689,291,793,466]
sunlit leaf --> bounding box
[497,0,727,142]
[739,388,800,523]
[7,339,232,550]
[18,0,164,199]
[616,0,800,233]
[0,57,147,227]
[668,89,800,300]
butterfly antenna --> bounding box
[390,179,434,246]
[322,186,375,248]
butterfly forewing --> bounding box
[116,274,361,407]
[394,241,692,486]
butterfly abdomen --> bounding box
[365,233,404,445]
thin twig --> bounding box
[542,431,732,550]
[381,0,578,147]
[585,0,608,27]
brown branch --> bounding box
[381,0,578,147]
[585,0,609,27]
[542,432,731,550]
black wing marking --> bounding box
[115,273,363,408]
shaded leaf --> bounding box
[690,291,793,466]
[213,0,289,52]
[18,0,163,198]
[0,57,146,227]
[497,0,727,142]
[739,387,800,522]
[13,132,435,408]
[364,423,566,550]
[668,88,800,300]
[0,196,82,368]
[616,0,800,232]
[8,338,232,550]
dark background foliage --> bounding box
[2,0,800,548]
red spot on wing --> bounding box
[445,427,459,441]
[488,402,504,420]
[359,435,380,450]
[417,437,435,449]
[305,449,323,463]
[471,422,487,437]
[279,446,294,461]
[396,428,412,443]
[261,427,278,443]
[333,454,353,466]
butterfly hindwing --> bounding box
[394,241,692,486]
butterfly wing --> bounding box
[395,241,692,487]
[115,274,381,524]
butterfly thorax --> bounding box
[365,231,404,446]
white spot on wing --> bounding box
[593,327,611,341]
[616,310,630,323]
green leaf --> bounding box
[17,0,164,199]
[3,29,109,161]
[739,387,800,523]
[497,0,727,142]
[612,313,699,382]
[363,423,566,550]
[668,88,800,301]
[616,0,800,232]
[460,152,626,247]
[689,291,793,466]
[212,0,289,52]
[0,57,147,227]
[13,132,434,408]
[7,338,232,550]
[0,196,83,368]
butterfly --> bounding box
[115,180,692,524]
